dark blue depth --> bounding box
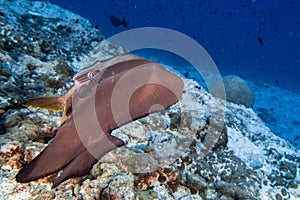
[48,0,300,93]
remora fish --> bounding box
[15,53,183,187]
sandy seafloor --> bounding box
[0,0,299,199]
[252,83,300,150]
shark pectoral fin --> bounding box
[52,150,97,188]
[52,134,124,188]
[15,117,84,183]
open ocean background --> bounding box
[48,0,300,93]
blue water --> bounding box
[48,0,300,94]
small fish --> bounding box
[15,54,183,187]
[184,72,189,78]
[109,14,129,28]
[257,36,263,45]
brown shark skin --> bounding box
[15,54,184,187]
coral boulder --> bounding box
[209,75,255,108]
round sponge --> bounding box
[209,75,255,108]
